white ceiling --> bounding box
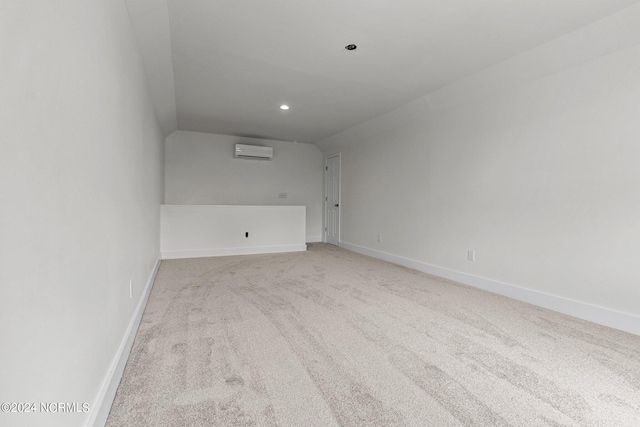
[127,0,638,143]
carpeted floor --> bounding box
[107,243,640,426]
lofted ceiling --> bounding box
[126,0,638,143]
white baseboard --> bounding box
[89,256,161,427]
[161,244,307,259]
[306,236,323,243]
[340,241,640,337]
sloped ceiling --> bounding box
[127,0,638,142]
[126,0,177,136]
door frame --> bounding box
[324,153,341,246]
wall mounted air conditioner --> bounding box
[234,144,273,160]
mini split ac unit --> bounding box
[234,144,273,160]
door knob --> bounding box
[335,204,339,207]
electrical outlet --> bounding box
[467,250,475,261]
[278,192,287,199]
[129,279,133,298]
[378,234,382,242]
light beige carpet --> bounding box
[107,243,640,426]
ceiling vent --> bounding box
[234,144,273,160]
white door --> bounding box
[325,154,340,246]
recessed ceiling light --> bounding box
[345,44,357,51]
[280,104,290,110]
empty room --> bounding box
[2,1,640,426]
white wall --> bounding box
[318,4,640,331]
[165,131,324,241]
[0,2,164,426]
[161,205,306,258]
